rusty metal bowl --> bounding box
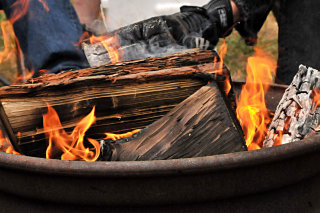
[0,83,319,213]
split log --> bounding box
[0,50,234,157]
[100,82,247,161]
[263,65,320,147]
[82,37,190,68]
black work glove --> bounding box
[165,0,234,49]
[232,0,274,45]
[90,0,235,63]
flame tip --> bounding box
[236,48,277,150]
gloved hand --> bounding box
[101,0,235,62]
[165,0,235,49]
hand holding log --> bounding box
[83,0,235,67]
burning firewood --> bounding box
[100,82,247,161]
[264,65,320,147]
[82,35,188,68]
[0,50,239,158]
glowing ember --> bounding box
[105,129,141,141]
[43,103,100,161]
[311,88,320,134]
[0,130,20,155]
[89,35,123,64]
[236,47,277,150]
[313,89,320,109]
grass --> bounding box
[219,13,278,81]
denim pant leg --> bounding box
[1,0,89,77]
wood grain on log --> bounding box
[263,65,320,147]
[101,82,247,161]
[0,50,232,157]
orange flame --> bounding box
[0,130,21,155]
[236,47,277,150]
[9,0,49,24]
[89,34,123,64]
[215,39,231,95]
[313,89,320,109]
[43,104,100,161]
[0,21,16,64]
[0,19,32,84]
[9,0,30,24]
[13,70,34,84]
[104,129,141,141]
[0,0,49,84]
[38,0,49,12]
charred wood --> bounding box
[0,50,234,157]
[264,65,320,147]
[100,82,247,161]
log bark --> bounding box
[100,82,247,161]
[24,49,217,86]
[263,65,320,147]
[0,50,234,157]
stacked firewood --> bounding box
[0,50,247,159]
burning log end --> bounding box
[99,129,145,161]
[264,65,320,147]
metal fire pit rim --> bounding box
[0,134,319,177]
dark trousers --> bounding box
[276,0,320,84]
[0,0,89,77]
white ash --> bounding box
[263,65,320,148]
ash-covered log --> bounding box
[100,82,247,161]
[0,50,234,157]
[264,65,320,147]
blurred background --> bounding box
[0,0,278,85]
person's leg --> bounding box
[277,0,320,84]
[1,0,89,77]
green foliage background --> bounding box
[219,14,278,81]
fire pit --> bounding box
[0,82,319,213]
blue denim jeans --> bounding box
[1,0,89,77]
